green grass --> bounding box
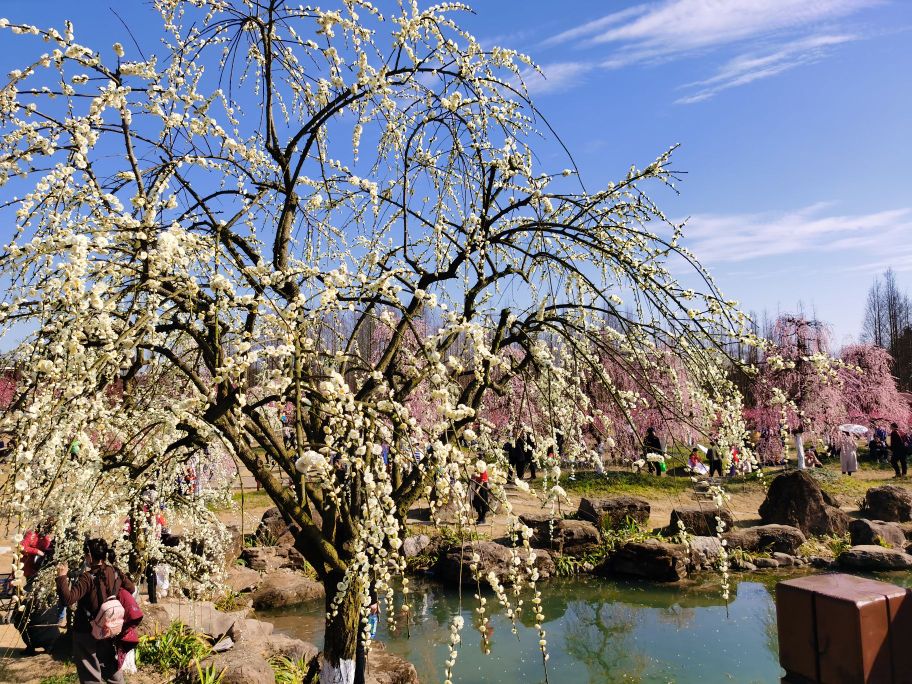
[232,489,275,508]
[555,470,764,498]
[38,675,78,684]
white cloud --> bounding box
[538,0,880,101]
[518,61,596,94]
[576,0,875,54]
[674,33,857,103]
[680,203,912,263]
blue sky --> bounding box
[1,0,910,345]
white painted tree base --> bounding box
[794,433,806,470]
[321,659,356,684]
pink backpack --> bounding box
[90,571,125,640]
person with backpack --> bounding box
[56,538,135,684]
[889,422,907,478]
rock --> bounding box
[862,486,912,522]
[205,648,276,684]
[532,519,601,554]
[758,470,850,536]
[848,518,907,548]
[771,552,796,566]
[723,524,806,555]
[753,557,780,569]
[241,545,310,573]
[151,600,244,637]
[402,534,431,558]
[227,617,274,644]
[603,539,688,582]
[262,634,319,664]
[366,647,420,684]
[251,569,325,610]
[738,561,757,572]
[578,496,650,530]
[668,506,734,537]
[687,536,722,571]
[838,545,912,571]
[137,602,172,637]
[437,541,555,585]
[518,513,553,538]
[808,556,836,569]
[256,507,300,546]
[226,566,262,593]
[225,525,245,568]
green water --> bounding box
[261,573,805,684]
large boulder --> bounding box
[366,645,420,684]
[687,536,723,572]
[251,569,325,610]
[758,470,850,536]
[862,486,912,522]
[225,565,263,593]
[602,539,688,582]
[205,648,276,684]
[578,496,650,530]
[532,519,601,554]
[255,507,302,546]
[848,519,907,548]
[261,634,319,664]
[723,524,807,555]
[668,506,734,537]
[225,525,245,568]
[437,541,555,585]
[241,545,310,573]
[150,599,244,637]
[837,545,912,571]
[402,535,431,558]
[518,513,553,539]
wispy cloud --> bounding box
[519,61,596,94]
[674,33,858,103]
[681,203,912,263]
[538,0,880,101]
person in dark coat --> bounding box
[57,538,135,684]
[642,427,663,476]
[889,422,907,478]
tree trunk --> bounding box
[794,432,805,470]
[321,569,362,684]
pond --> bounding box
[259,572,826,684]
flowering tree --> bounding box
[0,2,749,681]
[839,344,910,426]
[750,315,844,466]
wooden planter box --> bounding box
[777,573,912,683]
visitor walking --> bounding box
[643,427,663,476]
[470,461,490,524]
[56,538,135,684]
[889,422,907,478]
[706,440,724,478]
[839,431,858,476]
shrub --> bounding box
[137,621,212,673]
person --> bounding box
[804,446,823,468]
[594,437,606,475]
[889,422,907,478]
[470,460,490,524]
[21,522,54,581]
[868,436,887,463]
[643,427,663,476]
[838,431,858,475]
[688,448,708,475]
[706,440,724,478]
[57,538,135,684]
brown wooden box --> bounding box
[776,573,912,683]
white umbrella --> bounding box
[838,424,868,436]
[696,444,709,455]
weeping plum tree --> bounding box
[750,315,844,467]
[0,1,750,681]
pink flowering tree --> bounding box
[839,344,910,426]
[750,315,846,466]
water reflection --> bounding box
[259,576,785,684]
